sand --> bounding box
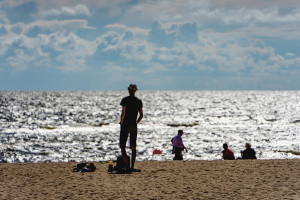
[1,159,299,200]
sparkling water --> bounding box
[0,91,299,163]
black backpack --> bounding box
[115,155,130,172]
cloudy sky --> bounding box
[1,0,300,90]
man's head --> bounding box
[223,143,228,150]
[178,130,183,136]
[245,143,251,149]
[128,84,138,96]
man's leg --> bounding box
[121,147,130,169]
[129,124,140,171]
[131,147,136,169]
[179,149,183,160]
[174,147,183,160]
[120,125,130,170]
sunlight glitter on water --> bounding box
[0,91,299,163]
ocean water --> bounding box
[0,91,299,163]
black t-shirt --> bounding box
[242,148,257,159]
[120,96,143,125]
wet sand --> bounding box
[1,159,299,200]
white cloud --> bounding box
[29,19,95,32]
[3,35,49,71]
[285,52,295,57]
[1,31,96,71]
[105,24,149,36]
[95,30,154,63]
[0,11,9,24]
[40,4,91,17]
[211,0,300,9]
[0,0,32,8]
[102,63,139,82]
[2,16,299,79]
[95,22,300,80]
[103,63,137,74]
[34,0,135,19]
[220,7,300,25]
[41,32,97,71]
[3,19,95,35]
[143,63,168,74]
[1,0,299,85]
[34,0,129,10]
[237,24,300,40]
[109,0,300,35]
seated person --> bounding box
[241,143,257,159]
[171,130,187,160]
[222,143,235,160]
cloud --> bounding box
[149,21,176,47]
[1,31,96,71]
[237,24,300,40]
[102,63,140,82]
[220,7,300,25]
[94,20,300,80]
[0,11,9,24]
[0,25,8,36]
[105,24,149,36]
[1,0,300,90]
[27,19,95,32]
[110,0,300,32]
[40,4,91,17]
[285,52,295,57]
[143,63,168,74]
[44,32,96,71]
[3,35,50,71]
[3,19,95,36]
[34,0,130,10]
[148,20,199,47]
[0,0,32,8]
[211,0,300,9]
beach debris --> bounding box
[291,119,300,123]
[264,118,277,122]
[166,122,199,127]
[153,149,162,155]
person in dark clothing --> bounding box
[171,130,187,160]
[119,84,143,172]
[222,143,235,160]
[241,143,257,159]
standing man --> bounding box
[171,130,187,160]
[120,84,143,172]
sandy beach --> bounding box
[1,159,299,200]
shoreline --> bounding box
[1,159,299,199]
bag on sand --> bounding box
[73,162,96,172]
[113,155,130,173]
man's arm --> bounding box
[179,137,188,151]
[136,107,143,124]
[178,137,185,149]
[120,106,126,125]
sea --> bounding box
[0,91,299,163]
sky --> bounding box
[0,0,300,90]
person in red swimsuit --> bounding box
[222,143,235,160]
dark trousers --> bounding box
[173,147,183,160]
